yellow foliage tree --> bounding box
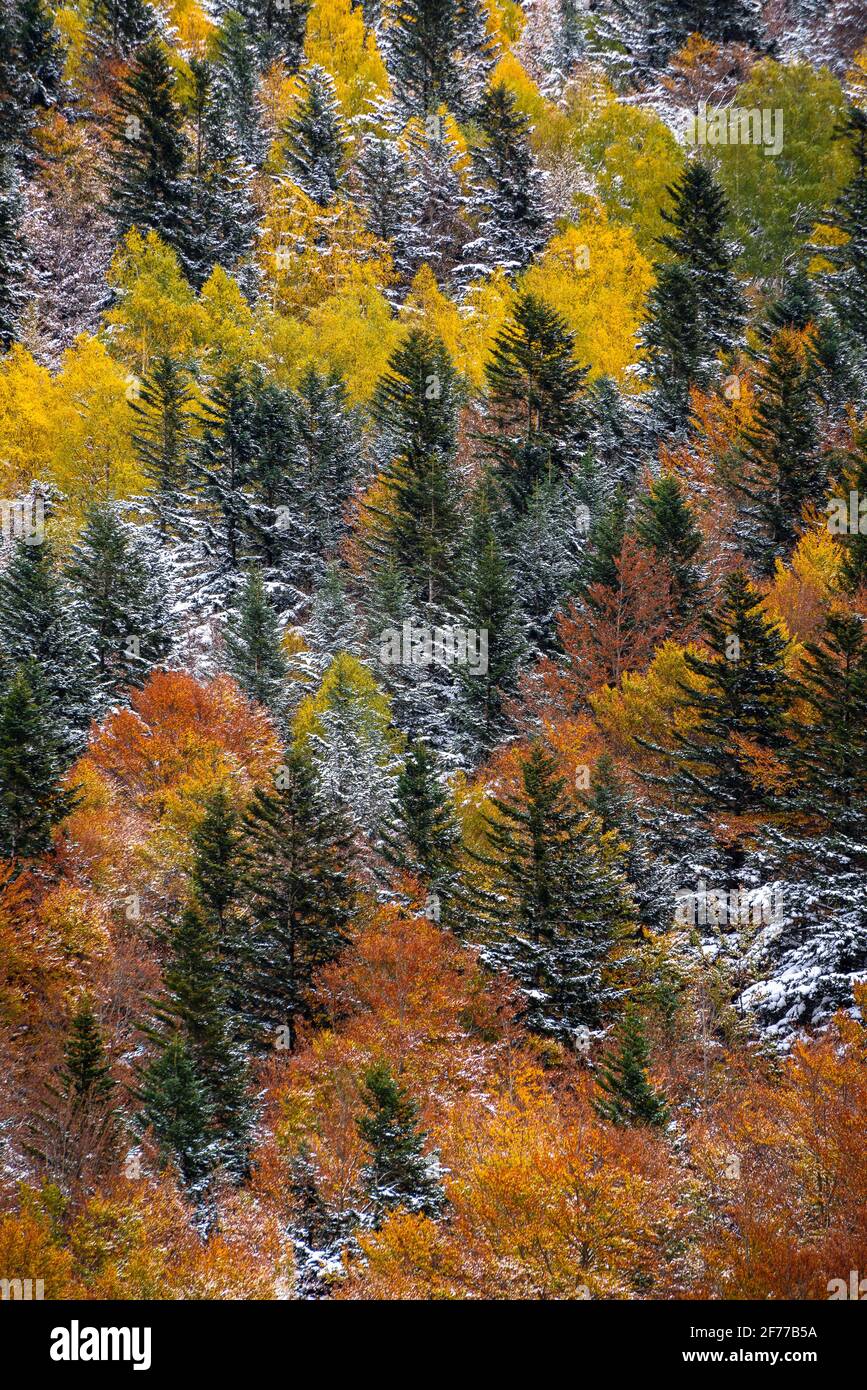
[303,0,389,116]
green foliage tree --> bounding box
[356,1058,443,1223]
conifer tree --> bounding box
[838,426,867,592]
[306,562,361,665]
[0,664,76,861]
[283,65,347,206]
[642,162,745,428]
[0,538,97,760]
[593,1004,669,1127]
[89,0,153,60]
[223,566,290,720]
[138,1035,212,1192]
[235,750,357,1050]
[582,483,629,591]
[648,569,791,828]
[67,503,173,707]
[821,106,867,382]
[386,0,492,118]
[130,354,194,535]
[462,740,633,1037]
[185,56,259,289]
[634,472,704,623]
[354,127,406,243]
[484,293,590,513]
[470,83,549,272]
[356,1058,443,1223]
[0,155,26,349]
[370,330,463,608]
[396,118,477,291]
[29,996,118,1192]
[290,367,362,581]
[109,38,192,271]
[211,15,266,167]
[732,329,824,572]
[190,783,241,934]
[191,370,259,602]
[380,739,459,888]
[230,0,309,71]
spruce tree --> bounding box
[470,82,549,272]
[190,783,241,933]
[593,1004,669,1128]
[283,64,347,206]
[29,995,117,1192]
[109,37,192,272]
[582,483,629,591]
[63,996,115,1103]
[354,126,406,243]
[0,665,76,860]
[130,353,194,536]
[838,425,867,592]
[370,330,463,608]
[356,1058,443,1223]
[396,117,477,291]
[88,0,153,60]
[223,566,289,718]
[185,55,259,290]
[634,472,704,623]
[290,366,361,582]
[66,503,173,707]
[821,106,867,382]
[484,292,590,513]
[0,537,98,761]
[732,329,824,572]
[230,0,309,71]
[380,739,459,888]
[235,750,356,1050]
[0,155,26,350]
[642,162,745,428]
[386,0,492,118]
[138,1035,212,1192]
[211,15,266,167]
[461,740,633,1037]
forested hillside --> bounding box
[1,0,866,1301]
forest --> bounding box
[0,0,866,1303]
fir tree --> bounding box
[130,353,194,535]
[28,995,117,1192]
[386,0,493,118]
[582,483,629,591]
[0,665,76,861]
[211,15,266,167]
[230,0,309,71]
[0,537,97,761]
[732,329,824,572]
[223,565,290,719]
[88,0,153,60]
[283,65,347,206]
[67,503,173,707]
[470,82,549,272]
[356,1058,443,1223]
[138,1035,212,1192]
[380,739,459,888]
[235,750,357,1050]
[634,472,704,623]
[109,37,192,272]
[593,1004,669,1127]
[396,117,477,291]
[185,55,259,289]
[820,106,867,384]
[484,292,590,513]
[354,126,406,243]
[290,367,362,583]
[0,155,26,350]
[63,996,115,1103]
[190,783,241,933]
[838,425,867,592]
[461,740,633,1037]
[370,330,463,608]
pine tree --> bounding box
[283,65,347,207]
[470,82,549,272]
[370,330,463,608]
[593,1005,669,1127]
[0,537,98,761]
[190,783,241,933]
[642,162,745,429]
[356,1058,443,1223]
[396,117,477,291]
[820,106,867,385]
[230,0,309,71]
[0,665,76,861]
[0,155,26,350]
[138,1035,212,1192]
[732,329,824,572]
[634,472,704,623]
[461,740,633,1037]
[386,0,493,118]
[582,482,629,591]
[484,292,590,513]
[29,995,117,1192]
[646,569,791,829]
[130,353,194,536]
[235,750,357,1050]
[88,0,153,60]
[223,566,290,719]
[380,739,459,888]
[67,503,173,707]
[185,55,259,289]
[109,37,192,272]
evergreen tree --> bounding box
[0,665,76,860]
[306,562,361,666]
[593,1004,669,1127]
[130,354,194,536]
[370,330,463,608]
[138,1035,212,1192]
[634,472,704,623]
[821,106,867,384]
[386,0,493,118]
[470,83,549,272]
[0,155,25,350]
[230,0,309,71]
[235,750,356,1050]
[190,783,241,933]
[597,0,765,78]
[642,162,745,429]
[838,425,867,592]
[356,1058,443,1223]
[109,38,192,272]
[0,0,65,173]
[191,369,259,604]
[88,0,153,60]
[289,367,362,583]
[185,55,259,289]
[582,483,629,591]
[0,537,97,760]
[484,293,590,513]
[63,996,115,1103]
[28,995,117,1192]
[396,117,477,291]
[67,503,173,707]
[211,15,266,167]
[354,126,406,243]
[223,565,290,718]
[461,740,633,1037]
[283,65,347,206]
[380,739,459,888]
[732,329,824,572]
[510,476,586,656]
[646,570,791,830]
